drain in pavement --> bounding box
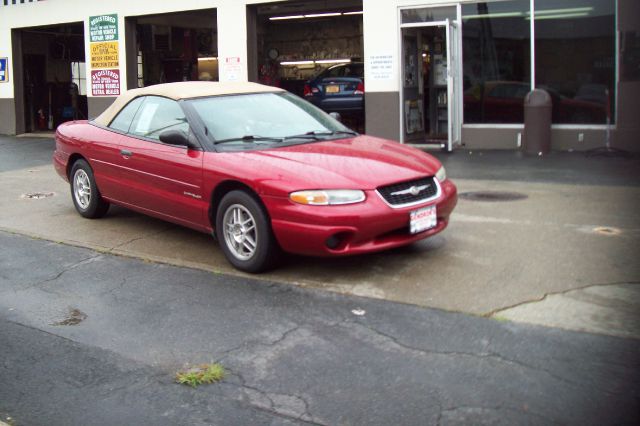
[459,191,528,202]
[51,308,87,326]
[21,192,55,200]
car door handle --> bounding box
[120,149,133,158]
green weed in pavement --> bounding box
[176,363,225,388]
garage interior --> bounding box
[13,22,87,133]
[125,9,218,89]
[247,0,364,131]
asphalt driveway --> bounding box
[1,231,638,425]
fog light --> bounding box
[325,234,342,249]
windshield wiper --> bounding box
[214,135,284,145]
[283,130,358,141]
[312,130,358,136]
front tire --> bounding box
[70,159,110,218]
[215,190,280,273]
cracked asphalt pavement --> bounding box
[1,231,639,425]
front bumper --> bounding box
[264,180,457,257]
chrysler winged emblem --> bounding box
[391,183,431,197]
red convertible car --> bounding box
[53,82,457,272]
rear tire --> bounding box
[215,190,280,273]
[70,159,110,219]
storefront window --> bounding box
[535,0,615,124]
[462,1,531,123]
[401,6,456,24]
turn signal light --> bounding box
[290,191,329,205]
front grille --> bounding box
[377,176,438,207]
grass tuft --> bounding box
[176,363,225,388]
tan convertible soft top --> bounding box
[93,81,285,127]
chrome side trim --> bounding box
[91,158,200,189]
[376,178,442,209]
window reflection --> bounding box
[535,0,615,124]
[462,1,531,123]
[401,7,456,24]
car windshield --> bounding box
[187,92,355,150]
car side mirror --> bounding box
[159,130,198,149]
[329,112,342,122]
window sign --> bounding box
[0,58,8,83]
[223,57,241,81]
[368,54,395,81]
[90,14,118,42]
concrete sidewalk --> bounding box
[1,136,639,338]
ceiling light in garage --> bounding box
[280,60,316,66]
[270,14,305,20]
[315,59,351,64]
[280,59,352,66]
[304,12,342,18]
[269,11,363,21]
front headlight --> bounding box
[290,189,366,206]
[435,166,447,182]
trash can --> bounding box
[523,89,552,156]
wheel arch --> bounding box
[209,180,270,230]
[66,153,89,179]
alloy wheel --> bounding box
[73,169,92,210]
[222,203,258,261]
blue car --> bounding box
[303,62,364,116]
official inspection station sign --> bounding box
[90,42,119,69]
[89,14,118,42]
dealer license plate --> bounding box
[325,85,340,93]
[409,205,437,234]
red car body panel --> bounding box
[55,120,457,257]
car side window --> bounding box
[108,97,144,133]
[129,96,189,141]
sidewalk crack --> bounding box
[484,280,640,318]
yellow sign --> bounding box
[90,42,119,69]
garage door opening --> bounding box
[13,22,87,134]
[125,9,217,89]
[247,0,364,132]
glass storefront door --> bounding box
[400,5,461,151]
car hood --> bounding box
[216,135,442,193]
